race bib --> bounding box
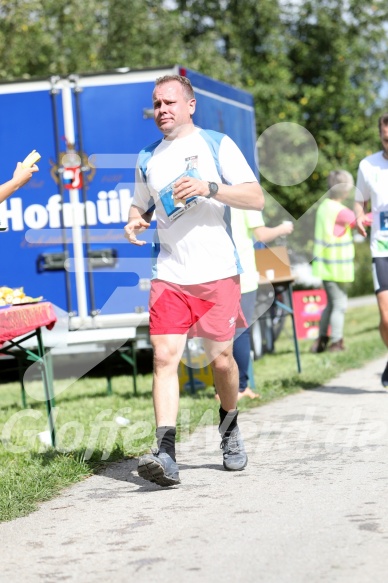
[380,211,388,231]
[159,168,203,221]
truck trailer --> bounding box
[0,65,258,373]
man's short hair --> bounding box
[328,170,354,199]
[154,75,195,101]
[378,113,388,132]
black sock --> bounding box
[156,426,176,461]
[219,407,238,437]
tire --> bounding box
[270,295,286,344]
[250,318,264,360]
[262,315,275,353]
[250,286,287,360]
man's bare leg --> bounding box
[377,290,388,347]
[377,291,388,387]
[151,333,187,426]
[137,333,187,487]
[202,338,238,411]
[202,338,247,471]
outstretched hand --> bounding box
[124,218,150,246]
[13,162,39,188]
[355,215,367,237]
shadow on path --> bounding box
[305,385,387,396]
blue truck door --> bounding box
[70,72,164,317]
[0,80,74,310]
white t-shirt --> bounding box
[231,209,264,293]
[132,127,258,284]
[356,151,388,257]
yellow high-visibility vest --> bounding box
[312,198,354,282]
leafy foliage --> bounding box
[350,239,374,297]
[0,0,388,215]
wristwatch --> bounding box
[206,181,219,198]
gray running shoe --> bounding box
[220,426,248,471]
[137,451,180,487]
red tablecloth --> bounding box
[0,302,57,346]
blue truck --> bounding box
[0,66,258,364]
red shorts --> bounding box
[149,276,247,342]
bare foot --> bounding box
[237,387,261,400]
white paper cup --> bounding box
[265,269,275,280]
[115,416,131,426]
[38,430,52,446]
[280,220,293,238]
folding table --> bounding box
[0,302,57,446]
[255,246,302,373]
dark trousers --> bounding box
[233,289,256,392]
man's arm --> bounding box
[0,163,38,204]
[124,205,152,246]
[354,200,367,237]
[173,177,264,210]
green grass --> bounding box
[0,303,385,522]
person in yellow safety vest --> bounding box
[310,170,371,353]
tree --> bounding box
[1,0,388,223]
[0,0,185,77]
[174,0,388,218]
[278,0,388,216]
[0,0,107,78]
[99,0,184,70]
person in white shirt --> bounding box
[124,74,264,487]
[354,112,388,387]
